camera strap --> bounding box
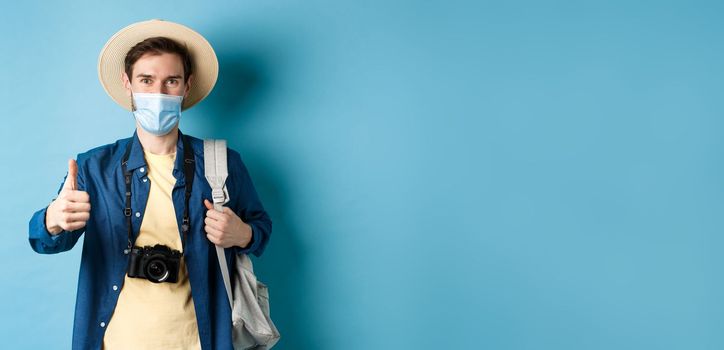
[120,132,195,254]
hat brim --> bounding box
[98,19,218,111]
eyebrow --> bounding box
[135,74,184,79]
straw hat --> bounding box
[97,19,218,111]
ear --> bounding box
[122,71,132,97]
[184,74,193,99]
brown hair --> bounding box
[124,37,193,83]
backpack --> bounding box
[204,139,280,349]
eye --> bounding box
[166,79,179,86]
[140,78,152,84]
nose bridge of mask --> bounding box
[133,92,183,109]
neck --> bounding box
[136,123,179,155]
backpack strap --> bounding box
[204,139,233,309]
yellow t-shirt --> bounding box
[103,149,201,350]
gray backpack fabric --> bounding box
[204,139,280,349]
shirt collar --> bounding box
[124,129,193,179]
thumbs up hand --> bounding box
[46,159,91,235]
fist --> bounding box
[46,159,91,235]
[203,199,252,248]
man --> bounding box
[27,19,272,350]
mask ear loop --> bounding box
[129,90,136,112]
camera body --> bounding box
[127,244,181,283]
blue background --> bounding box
[1,0,723,349]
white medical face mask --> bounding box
[132,92,183,136]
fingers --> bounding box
[55,199,91,232]
[205,230,233,248]
[56,210,89,232]
[204,222,229,247]
[62,159,78,191]
[63,221,87,232]
[204,204,229,221]
[206,233,221,245]
[205,233,229,247]
[204,214,233,246]
[204,216,227,232]
[60,190,90,203]
[205,222,223,237]
[204,199,243,248]
[52,189,91,232]
[62,211,91,223]
[205,209,225,221]
[57,201,91,213]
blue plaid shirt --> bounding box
[28,129,272,349]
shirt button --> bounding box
[112,285,118,291]
[135,212,141,217]
[100,322,106,328]
[139,167,145,173]
[143,178,148,182]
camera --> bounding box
[127,244,181,283]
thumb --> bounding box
[204,199,214,210]
[63,159,78,191]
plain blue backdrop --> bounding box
[1,0,723,349]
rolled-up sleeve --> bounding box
[228,149,272,257]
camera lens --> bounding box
[145,258,169,283]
